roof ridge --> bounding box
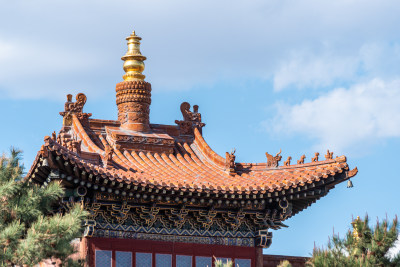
[72,115,103,155]
[193,127,225,168]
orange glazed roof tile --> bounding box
[28,111,357,196]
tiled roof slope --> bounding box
[28,109,357,196]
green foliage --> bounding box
[0,148,88,266]
[307,215,400,267]
[214,257,234,267]
[277,260,292,267]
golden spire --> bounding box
[121,30,146,81]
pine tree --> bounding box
[0,148,88,266]
[277,260,292,267]
[214,257,233,267]
[307,215,400,267]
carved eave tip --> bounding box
[347,167,358,178]
[121,29,147,81]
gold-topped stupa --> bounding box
[116,30,152,132]
[121,31,147,81]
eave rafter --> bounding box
[29,140,357,220]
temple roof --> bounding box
[27,30,358,218]
[29,114,356,194]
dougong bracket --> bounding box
[256,229,273,248]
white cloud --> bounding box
[388,237,400,259]
[273,42,400,91]
[0,0,400,98]
[273,49,359,91]
[0,41,16,61]
[269,78,400,152]
[0,39,99,99]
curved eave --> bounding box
[27,139,358,217]
[26,115,358,218]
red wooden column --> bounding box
[255,247,264,267]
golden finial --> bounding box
[121,30,146,81]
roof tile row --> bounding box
[28,115,357,195]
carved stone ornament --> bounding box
[312,152,319,162]
[181,102,201,122]
[325,149,333,160]
[116,81,151,132]
[51,131,57,141]
[224,148,236,175]
[175,102,205,135]
[283,156,291,166]
[265,149,282,167]
[65,139,82,154]
[66,93,86,112]
[174,121,193,135]
[75,113,92,127]
[347,167,358,178]
[59,93,92,126]
[103,144,114,167]
[297,155,306,164]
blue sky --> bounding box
[1,0,400,257]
